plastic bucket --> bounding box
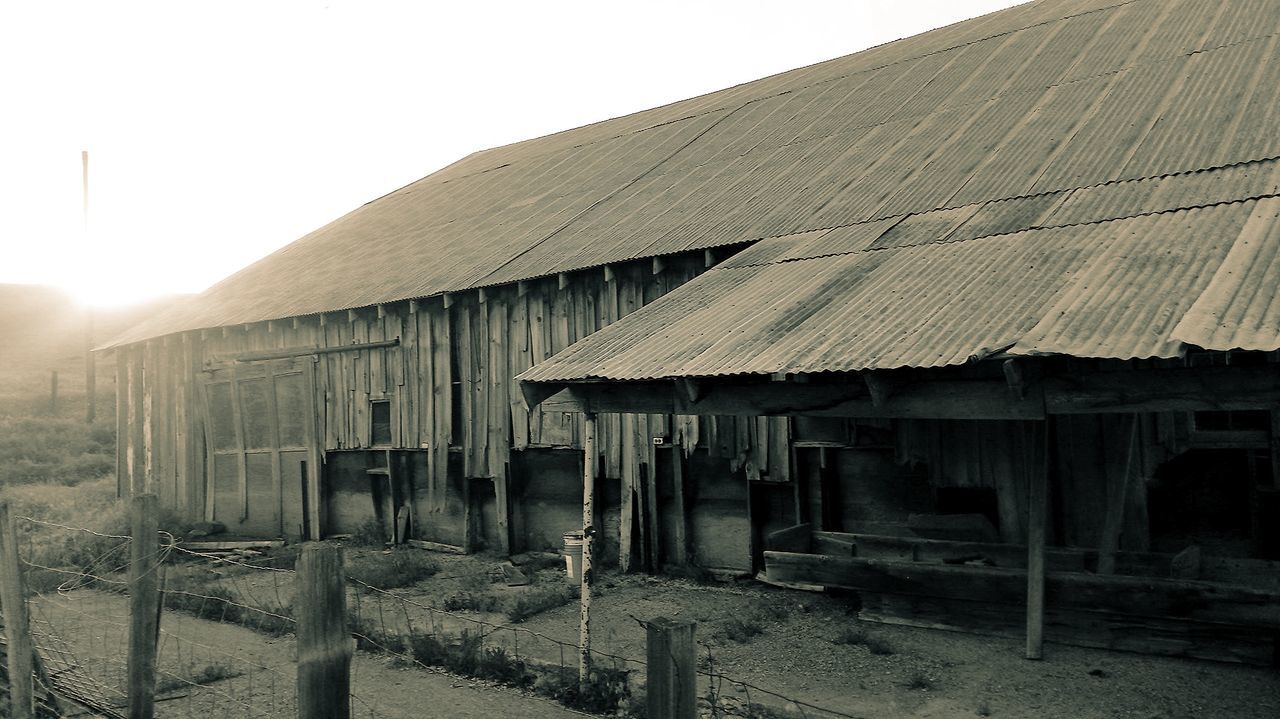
[562,530,584,583]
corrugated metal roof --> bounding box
[113,0,1280,347]
[521,197,1279,381]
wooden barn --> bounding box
[108,0,1280,661]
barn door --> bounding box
[201,358,321,540]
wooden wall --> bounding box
[113,250,790,563]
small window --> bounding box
[371,400,392,446]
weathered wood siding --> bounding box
[114,251,790,558]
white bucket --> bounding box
[562,530,584,582]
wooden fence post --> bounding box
[579,412,597,686]
[128,493,161,719]
[0,502,36,719]
[296,543,351,719]
[646,616,697,719]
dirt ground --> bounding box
[32,589,585,719]
[371,552,1279,719]
[55,548,1278,718]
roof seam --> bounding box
[471,105,748,288]
[721,191,1280,270]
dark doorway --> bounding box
[1148,449,1276,558]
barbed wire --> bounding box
[8,514,869,719]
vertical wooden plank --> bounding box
[0,502,35,719]
[129,345,145,495]
[115,349,129,498]
[488,297,510,554]
[620,413,636,572]
[457,302,474,476]
[1098,414,1139,575]
[472,298,489,477]
[432,304,452,513]
[1025,423,1047,661]
[296,544,352,719]
[229,365,249,522]
[143,340,156,493]
[175,336,190,516]
[640,413,658,571]
[509,292,531,450]
[770,416,791,483]
[528,285,547,444]
[670,448,687,566]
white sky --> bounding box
[0,0,1021,307]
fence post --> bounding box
[647,616,696,719]
[296,543,351,719]
[128,493,161,719]
[0,502,36,719]
[579,412,597,686]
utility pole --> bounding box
[83,150,96,424]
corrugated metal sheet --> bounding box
[1171,197,1280,351]
[521,199,1278,382]
[113,0,1280,347]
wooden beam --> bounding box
[442,293,453,309]
[603,265,615,284]
[477,288,488,304]
[376,304,386,319]
[703,249,715,267]
[408,299,419,314]
[1043,365,1280,414]
[762,553,1280,628]
[557,272,570,290]
[652,256,665,275]
[550,377,1046,420]
[222,338,400,363]
[517,280,530,297]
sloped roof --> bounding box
[114,0,1280,348]
[521,160,1280,381]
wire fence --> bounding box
[9,516,861,718]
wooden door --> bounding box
[201,358,321,539]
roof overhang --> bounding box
[521,361,1280,420]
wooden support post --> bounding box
[296,543,351,719]
[579,412,597,686]
[646,616,697,719]
[0,503,35,719]
[1025,424,1047,661]
[127,493,161,719]
[1097,415,1139,575]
